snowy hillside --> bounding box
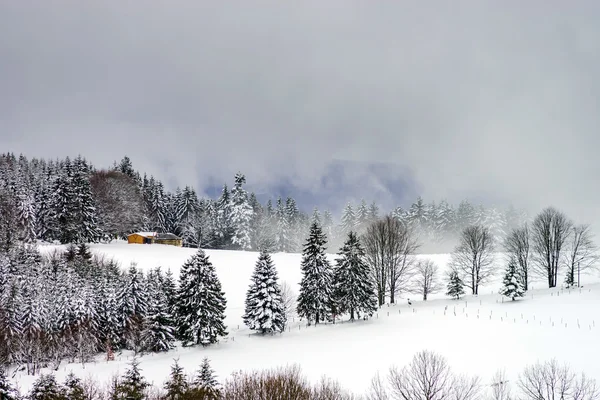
[15,241,600,395]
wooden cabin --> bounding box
[127,231,183,247]
[127,232,157,244]
[154,233,183,247]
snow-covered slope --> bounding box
[16,241,600,395]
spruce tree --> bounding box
[141,271,176,352]
[446,270,465,300]
[192,357,221,397]
[0,369,18,400]
[176,250,227,346]
[296,221,334,325]
[71,156,101,243]
[163,359,189,399]
[28,373,65,400]
[63,373,86,400]
[243,251,286,334]
[275,197,290,252]
[333,231,378,321]
[499,261,525,301]
[113,358,149,400]
[340,203,356,235]
[230,173,254,250]
[118,264,148,352]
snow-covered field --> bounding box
[13,241,600,395]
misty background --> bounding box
[1,1,600,222]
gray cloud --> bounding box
[1,1,600,222]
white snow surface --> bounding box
[12,241,600,395]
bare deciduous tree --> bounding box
[411,259,442,301]
[518,359,600,400]
[385,350,481,400]
[530,207,573,288]
[279,280,297,327]
[366,372,389,400]
[90,170,144,240]
[450,225,495,295]
[504,224,530,290]
[564,224,599,287]
[490,369,511,400]
[363,215,420,305]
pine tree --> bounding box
[163,359,189,399]
[117,156,136,178]
[243,251,286,334]
[216,184,233,248]
[297,221,334,325]
[333,231,378,321]
[230,173,254,250]
[192,357,221,397]
[275,197,290,252]
[176,250,227,346]
[340,203,356,235]
[118,264,148,352]
[141,270,176,352]
[28,373,65,400]
[499,261,525,301]
[71,156,101,243]
[446,270,465,300]
[63,373,86,400]
[0,368,18,400]
[113,358,149,400]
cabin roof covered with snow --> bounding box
[129,232,157,238]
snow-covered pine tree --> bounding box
[97,278,122,353]
[215,184,233,248]
[275,197,290,252]
[285,197,301,252]
[141,269,176,352]
[242,251,285,334]
[15,179,36,243]
[0,368,18,400]
[248,192,264,251]
[368,201,379,223]
[117,156,136,178]
[118,264,148,352]
[296,221,334,325]
[176,250,227,346]
[333,231,378,321]
[340,203,356,236]
[63,373,86,400]
[71,156,102,243]
[28,373,64,400]
[356,199,369,233]
[230,173,254,250]
[164,358,189,398]
[499,260,525,301]
[192,357,221,397]
[446,270,465,300]
[113,358,149,400]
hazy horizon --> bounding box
[2,1,600,225]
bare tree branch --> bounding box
[362,215,420,305]
[410,259,442,301]
[564,224,599,287]
[530,207,573,288]
[449,225,495,295]
[503,224,530,290]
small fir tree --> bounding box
[113,358,149,400]
[333,231,378,321]
[242,251,286,334]
[176,250,227,346]
[192,357,221,397]
[499,261,525,301]
[446,270,465,300]
[0,369,18,400]
[296,221,334,325]
[28,373,65,400]
[163,359,189,399]
[63,373,86,400]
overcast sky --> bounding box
[1,1,600,221]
